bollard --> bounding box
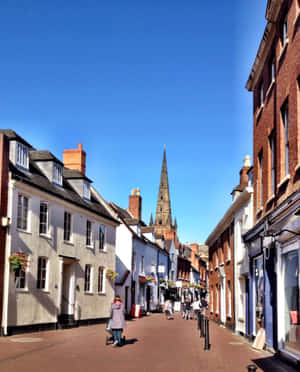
[197,312,201,331]
[204,317,210,350]
[200,314,205,338]
[247,365,257,372]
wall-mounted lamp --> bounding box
[1,216,11,228]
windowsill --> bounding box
[278,38,289,62]
[40,233,52,240]
[266,79,275,98]
[215,312,219,315]
[266,194,276,205]
[16,288,29,293]
[63,240,74,246]
[98,292,106,296]
[17,229,32,235]
[255,104,264,120]
[295,163,300,172]
[214,266,219,270]
[256,206,263,215]
[277,174,290,189]
[99,250,107,254]
[86,245,94,250]
[219,262,224,267]
[84,292,94,295]
[294,9,300,25]
[226,258,231,264]
[36,289,50,294]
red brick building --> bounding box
[243,0,300,360]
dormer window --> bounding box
[83,180,91,200]
[16,143,29,170]
[53,163,62,186]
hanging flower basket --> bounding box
[9,253,30,272]
[182,282,189,288]
[159,278,167,284]
[168,280,176,288]
[106,269,119,281]
[146,275,156,283]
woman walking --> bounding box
[110,295,126,347]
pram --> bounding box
[105,319,126,346]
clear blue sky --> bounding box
[0,0,267,243]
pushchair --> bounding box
[105,319,126,346]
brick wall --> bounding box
[252,0,300,224]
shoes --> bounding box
[113,341,118,347]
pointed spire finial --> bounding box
[149,214,153,226]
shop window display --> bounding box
[284,251,300,354]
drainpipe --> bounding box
[2,179,13,336]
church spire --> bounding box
[155,147,172,229]
[149,213,153,226]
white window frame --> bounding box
[86,220,93,247]
[14,254,29,290]
[269,131,276,196]
[63,211,72,242]
[83,181,91,200]
[141,256,144,273]
[99,224,105,252]
[282,102,289,177]
[37,257,49,290]
[84,264,92,293]
[282,15,288,45]
[53,163,63,186]
[39,201,49,236]
[227,280,232,317]
[17,194,29,231]
[259,81,264,108]
[16,142,29,170]
[98,266,105,294]
[259,151,263,208]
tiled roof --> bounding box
[164,239,173,252]
[0,129,34,148]
[63,168,92,182]
[10,160,117,223]
[30,150,64,166]
[110,202,132,220]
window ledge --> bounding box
[256,206,263,215]
[255,104,264,119]
[99,250,107,254]
[16,288,29,293]
[277,174,290,189]
[86,245,94,250]
[98,292,106,296]
[278,39,289,62]
[40,234,52,240]
[84,292,94,296]
[226,258,231,264]
[37,290,50,294]
[63,241,74,246]
[266,194,276,205]
[266,79,275,98]
[17,229,32,235]
[294,9,300,26]
[295,163,300,173]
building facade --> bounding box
[244,0,300,363]
[0,131,118,335]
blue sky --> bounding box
[0,0,267,243]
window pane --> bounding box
[99,225,105,251]
[284,251,300,354]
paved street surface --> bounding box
[0,313,298,372]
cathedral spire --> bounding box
[149,213,153,226]
[155,147,172,230]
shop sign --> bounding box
[176,281,182,288]
[158,265,165,273]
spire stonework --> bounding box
[154,148,177,238]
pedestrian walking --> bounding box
[164,299,173,320]
[110,295,126,347]
[185,298,192,320]
[192,298,201,320]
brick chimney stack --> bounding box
[128,188,142,220]
[63,143,86,175]
[239,155,251,190]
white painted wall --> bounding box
[4,180,116,329]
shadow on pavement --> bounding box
[252,355,298,372]
[124,338,138,345]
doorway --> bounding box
[59,258,76,325]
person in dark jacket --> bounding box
[110,295,126,347]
